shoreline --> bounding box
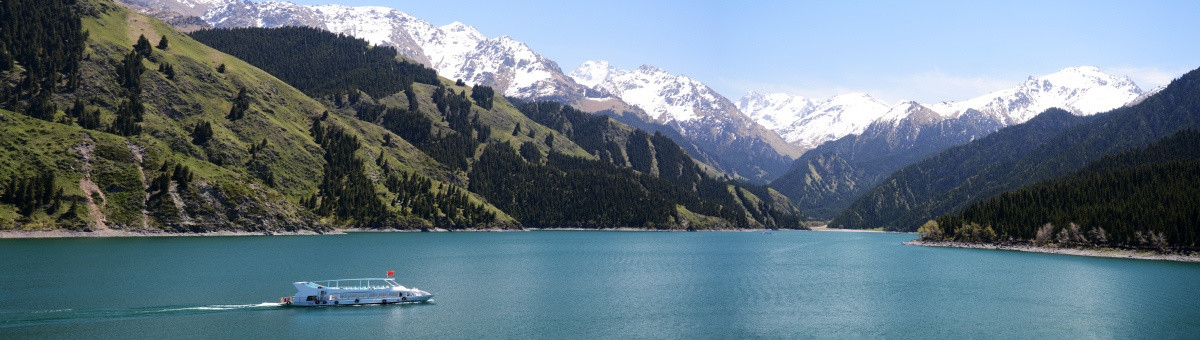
[808,225,913,234]
[0,227,809,239]
[906,240,1200,263]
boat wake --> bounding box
[0,302,285,328]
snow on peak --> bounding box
[569,63,732,122]
[929,66,1143,124]
[569,60,622,89]
[197,0,583,100]
[737,92,815,131]
[743,66,1145,149]
[440,21,484,41]
[738,92,953,149]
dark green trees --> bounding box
[158,62,175,80]
[134,34,153,59]
[0,171,63,217]
[111,49,146,136]
[931,129,1200,251]
[0,0,87,109]
[190,26,438,98]
[226,87,250,120]
[156,35,169,50]
[190,121,214,145]
[470,84,494,110]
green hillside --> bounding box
[191,27,803,229]
[0,1,804,231]
[927,129,1200,250]
[0,0,514,231]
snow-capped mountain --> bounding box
[742,66,1144,150]
[126,0,590,101]
[928,66,1143,124]
[570,61,804,180]
[119,0,233,17]
[571,61,734,123]
[738,92,894,150]
[120,0,806,182]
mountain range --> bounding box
[835,66,1200,231]
[739,66,1147,151]
[106,0,1177,222]
[117,0,803,182]
[759,66,1149,219]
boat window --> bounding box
[306,296,317,301]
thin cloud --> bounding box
[1105,66,1190,90]
[886,70,1016,103]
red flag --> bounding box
[387,270,395,277]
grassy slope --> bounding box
[4,0,798,231]
[2,1,525,231]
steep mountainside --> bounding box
[121,0,806,184]
[835,67,1200,231]
[0,0,807,232]
[121,0,592,102]
[186,24,809,229]
[771,104,1004,218]
[570,61,803,182]
[930,129,1200,250]
[1,0,484,231]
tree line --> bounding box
[923,129,1200,251]
[190,26,438,99]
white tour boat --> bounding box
[280,275,433,306]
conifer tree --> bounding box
[156,36,169,50]
[134,35,153,58]
[190,121,213,145]
[227,87,250,120]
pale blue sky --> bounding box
[288,0,1200,103]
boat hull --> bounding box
[286,294,434,307]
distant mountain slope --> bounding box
[570,61,803,182]
[770,104,1004,218]
[928,66,1144,125]
[930,129,1200,250]
[738,92,892,151]
[742,67,1144,152]
[763,66,1147,219]
[834,66,1200,231]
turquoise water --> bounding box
[1,231,1198,338]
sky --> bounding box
[286,0,1200,104]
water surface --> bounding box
[1,231,1197,338]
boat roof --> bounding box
[301,278,398,282]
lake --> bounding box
[1,231,1198,338]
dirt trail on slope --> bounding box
[74,133,109,231]
[126,141,150,230]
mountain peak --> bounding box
[570,60,621,89]
[440,21,483,40]
[930,66,1143,124]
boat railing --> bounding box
[306,278,401,290]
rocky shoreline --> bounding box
[905,240,1200,263]
[0,227,805,239]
